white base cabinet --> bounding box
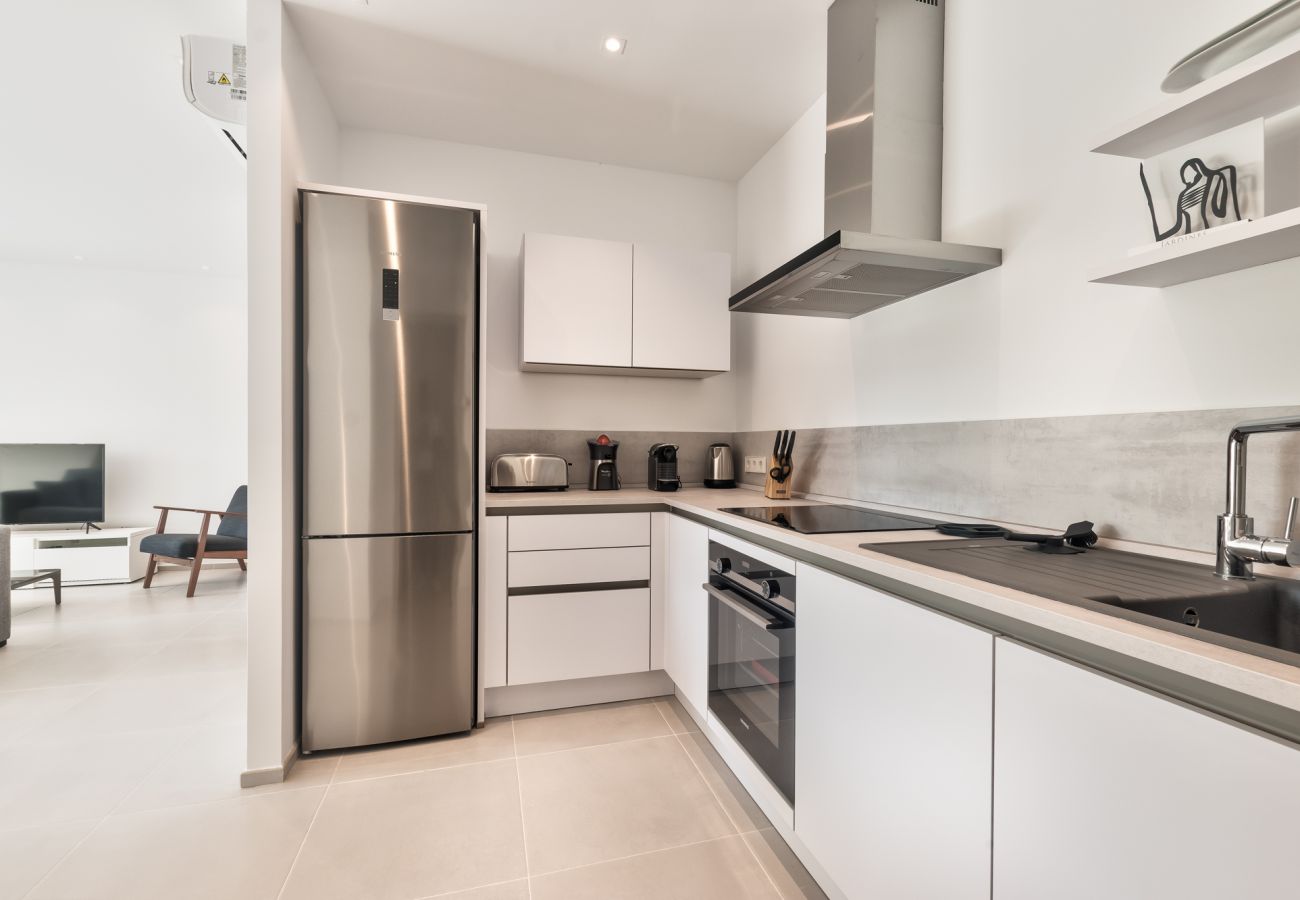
[507,588,649,686]
[795,564,994,900]
[483,512,655,689]
[993,638,1300,900]
[663,514,710,716]
[9,527,152,585]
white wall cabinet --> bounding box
[631,242,731,372]
[993,638,1300,900]
[663,515,710,716]
[521,233,633,368]
[520,233,730,377]
[795,564,994,900]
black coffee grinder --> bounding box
[587,434,621,491]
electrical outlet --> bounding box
[744,455,767,474]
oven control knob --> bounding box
[711,557,732,575]
[760,579,780,599]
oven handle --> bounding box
[703,582,793,631]
[711,559,780,601]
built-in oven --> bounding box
[706,539,796,804]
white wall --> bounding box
[732,95,857,432]
[735,0,1300,431]
[335,129,738,432]
[245,0,339,779]
[0,261,246,524]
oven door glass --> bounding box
[707,582,795,803]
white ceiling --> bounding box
[286,0,829,181]
[0,0,246,277]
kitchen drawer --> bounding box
[508,588,650,685]
[33,544,128,583]
[508,546,649,588]
[508,512,649,551]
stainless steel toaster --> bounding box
[488,454,570,492]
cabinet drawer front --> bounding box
[508,546,649,588]
[508,588,650,685]
[508,513,649,551]
[33,545,127,582]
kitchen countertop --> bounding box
[486,485,1300,743]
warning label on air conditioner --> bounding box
[231,44,247,102]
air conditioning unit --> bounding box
[181,34,247,157]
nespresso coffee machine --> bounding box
[587,434,621,491]
[647,443,682,492]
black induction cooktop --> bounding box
[720,504,942,535]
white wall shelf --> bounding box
[1088,206,1300,287]
[1091,31,1300,159]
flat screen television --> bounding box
[0,444,105,525]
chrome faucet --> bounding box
[1215,415,1300,579]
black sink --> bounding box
[864,539,1300,666]
[1098,581,1300,656]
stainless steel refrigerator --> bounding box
[299,189,478,753]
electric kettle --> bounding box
[705,443,736,488]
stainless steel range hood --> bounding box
[730,0,1001,319]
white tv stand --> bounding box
[8,527,152,586]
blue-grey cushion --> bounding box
[141,532,246,559]
[217,485,247,539]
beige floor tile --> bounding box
[21,613,214,651]
[677,730,772,833]
[654,695,702,734]
[0,728,186,831]
[742,829,829,900]
[0,684,99,750]
[0,819,96,900]
[513,698,672,756]
[331,717,516,783]
[24,671,237,741]
[27,788,324,900]
[518,735,735,875]
[0,642,167,690]
[178,608,247,641]
[280,760,527,900]
[122,635,246,676]
[530,835,781,899]
[420,879,531,899]
[117,722,338,814]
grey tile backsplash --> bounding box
[490,405,1300,553]
[733,406,1300,553]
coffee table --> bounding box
[10,569,62,605]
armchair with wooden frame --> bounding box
[141,485,247,598]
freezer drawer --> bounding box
[302,533,474,752]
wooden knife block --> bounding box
[764,455,794,500]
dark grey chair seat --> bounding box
[140,532,247,558]
[142,486,248,598]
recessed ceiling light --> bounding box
[201,264,211,272]
[73,255,84,262]
[603,36,627,55]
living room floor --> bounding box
[0,571,823,900]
